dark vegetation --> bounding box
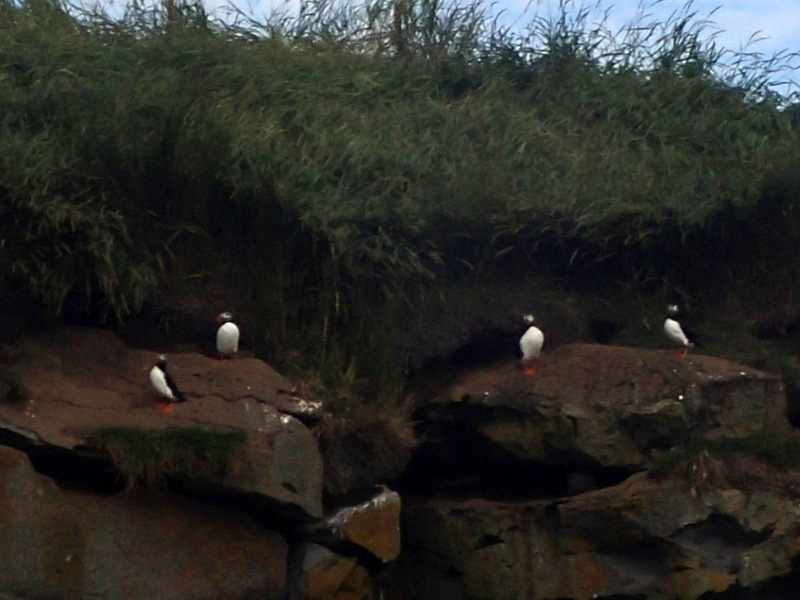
[89,425,246,486]
[2,0,800,406]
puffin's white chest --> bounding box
[216,322,240,355]
[664,318,689,347]
[150,366,175,399]
[520,326,544,360]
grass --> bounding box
[1,0,799,402]
[88,426,247,488]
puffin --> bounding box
[149,354,185,414]
[664,304,694,357]
[216,311,240,360]
[519,314,544,376]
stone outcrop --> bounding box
[396,343,799,599]
[0,445,287,600]
[3,325,800,600]
[401,467,800,600]
[288,543,374,600]
[324,487,403,562]
[410,344,787,494]
[0,445,84,598]
[0,326,324,516]
[0,325,405,600]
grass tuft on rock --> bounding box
[89,426,247,488]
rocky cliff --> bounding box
[1,327,799,599]
[0,326,399,600]
[394,344,798,599]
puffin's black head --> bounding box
[666,304,680,318]
[216,311,234,324]
[156,353,168,370]
[522,314,536,326]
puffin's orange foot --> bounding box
[671,348,688,359]
[157,401,172,414]
[524,364,538,376]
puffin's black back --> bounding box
[155,356,185,402]
[163,368,185,402]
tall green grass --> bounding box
[1,0,799,395]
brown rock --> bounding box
[221,424,324,515]
[289,543,358,600]
[0,326,323,516]
[326,488,402,562]
[398,343,800,599]
[421,343,787,469]
[0,446,83,598]
[79,488,287,600]
[0,445,287,600]
[334,563,373,600]
[400,469,800,600]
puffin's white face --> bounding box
[667,305,679,317]
[216,312,233,324]
[158,353,167,362]
[523,314,536,325]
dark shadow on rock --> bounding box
[0,429,123,494]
